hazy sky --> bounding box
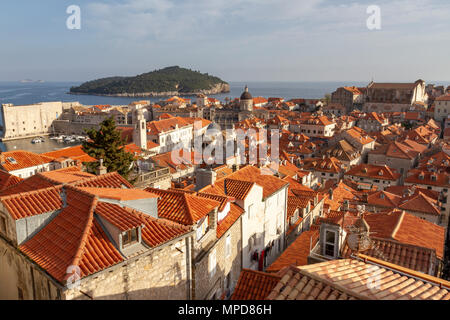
[1,0,449,82]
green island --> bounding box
[69,66,230,97]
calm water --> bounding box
[0,80,371,152]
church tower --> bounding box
[240,85,253,112]
[133,107,147,150]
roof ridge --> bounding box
[0,184,63,201]
[391,210,405,239]
[182,192,195,225]
[65,196,98,280]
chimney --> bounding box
[343,200,349,211]
[96,159,107,175]
[232,164,240,172]
[328,188,333,200]
[195,168,217,191]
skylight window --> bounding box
[7,157,17,164]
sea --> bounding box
[0,80,370,153]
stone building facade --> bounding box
[1,102,73,140]
[363,80,427,113]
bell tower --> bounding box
[133,107,147,150]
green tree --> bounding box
[82,117,135,180]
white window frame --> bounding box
[324,229,337,258]
[247,204,254,220]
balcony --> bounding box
[132,166,171,188]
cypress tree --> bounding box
[82,117,135,180]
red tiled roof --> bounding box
[266,230,319,273]
[345,164,401,181]
[201,166,289,200]
[145,188,220,225]
[135,212,190,247]
[435,94,450,101]
[150,149,199,174]
[370,141,420,160]
[42,145,96,163]
[1,186,63,220]
[231,269,281,300]
[0,170,23,191]
[19,189,124,283]
[364,211,445,259]
[0,168,128,196]
[0,151,55,172]
[342,237,435,274]
[266,259,450,300]
[216,203,244,238]
[301,157,344,174]
[73,172,134,189]
[345,127,374,145]
[79,187,158,201]
[147,117,191,135]
[224,179,256,200]
[95,202,144,231]
[0,174,56,196]
[398,192,441,215]
[404,170,450,187]
[287,196,310,219]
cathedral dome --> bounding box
[240,86,253,100]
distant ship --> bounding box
[19,79,45,83]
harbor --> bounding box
[0,135,83,153]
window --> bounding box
[324,230,337,257]
[247,204,254,220]
[196,216,209,240]
[225,234,231,258]
[0,216,6,235]
[122,228,138,247]
[209,249,217,277]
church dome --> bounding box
[240,86,253,100]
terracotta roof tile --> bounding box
[1,186,63,220]
[345,164,401,181]
[216,203,244,238]
[0,170,23,191]
[231,269,281,300]
[19,189,124,283]
[147,117,191,135]
[73,172,134,189]
[267,259,450,300]
[0,151,55,172]
[134,212,190,247]
[79,187,158,201]
[95,202,145,231]
[342,237,435,274]
[364,211,445,259]
[202,166,289,200]
[145,188,220,225]
[266,230,319,273]
[42,146,96,163]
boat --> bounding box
[50,135,64,141]
[31,138,43,144]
